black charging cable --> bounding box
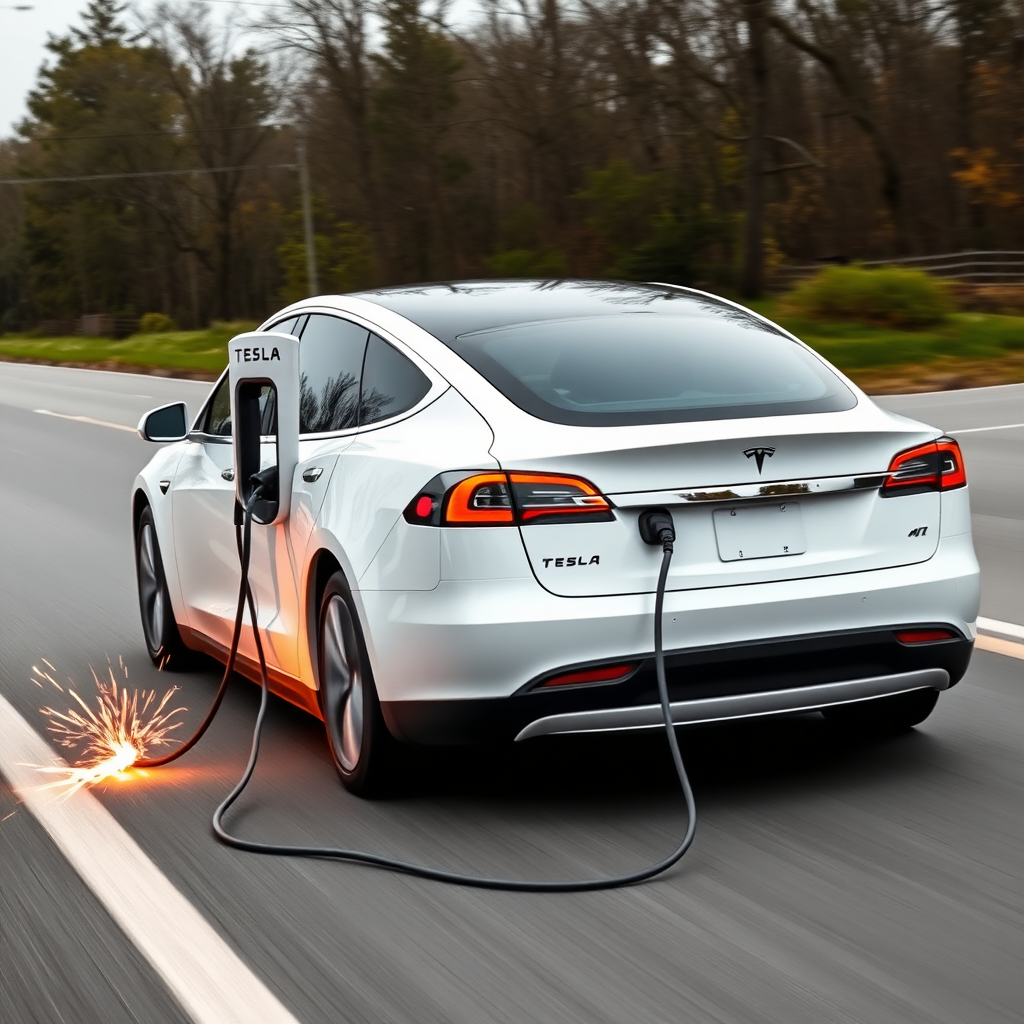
[134,488,258,769]
[156,483,697,890]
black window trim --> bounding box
[188,316,307,442]
[189,306,448,444]
[187,368,278,445]
[188,366,231,443]
[280,305,448,441]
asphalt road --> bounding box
[1,363,1022,1024]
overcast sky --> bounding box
[2,0,101,135]
[1,0,481,138]
[0,0,283,137]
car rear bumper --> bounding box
[359,531,979,704]
[379,626,972,744]
[512,667,950,741]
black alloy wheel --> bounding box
[822,687,940,732]
[135,505,192,668]
[318,572,397,796]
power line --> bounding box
[30,123,289,143]
[0,162,296,185]
[3,134,319,295]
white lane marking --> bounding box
[1,361,215,385]
[978,617,1024,642]
[34,408,137,433]
[976,635,1024,661]
[880,381,1024,398]
[948,423,1024,434]
[0,693,302,1024]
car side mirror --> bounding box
[138,402,189,442]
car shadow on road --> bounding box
[213,673,951,821]
[375,711,942,809]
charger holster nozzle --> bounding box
[250,465,278,498]
[639,508,675,551]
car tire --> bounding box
[318,572,397,796]
[822,687,940,732]
[135,504,193,669]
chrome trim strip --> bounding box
[513,668,950,742]
[610,473,887,506]
[676,474,886,503]
[188,431,232,444]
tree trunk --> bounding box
[216,192,232,321]
[768,12,908,254]
[740,0,769,299]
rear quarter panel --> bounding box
[303,387,498,686]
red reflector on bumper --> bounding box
[894,629,956,644]
[542,663,637,687]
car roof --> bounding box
[348,279,772,344]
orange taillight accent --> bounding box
[437,471,613,525]
[443,473,515,523]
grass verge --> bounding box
[2,308,1023,393]
[749,301,1024,392]
[0,322,255,380]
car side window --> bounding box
[359,333,431,426]
[204,375,232,436]
[299,314,369,434]
[259,384,276,435]
[268,314,304,338]
[198,376,276,437]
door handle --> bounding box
[221,468,235,481]
[302,466,323,483]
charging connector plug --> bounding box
[250,465,278,497]
[639,508,675,551]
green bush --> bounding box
[788,265,953,329]
[207,320,258,340]
[138,312,176,333]
[484,247,567,277]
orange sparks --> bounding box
[35,660,187,794]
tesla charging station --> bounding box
[228,331,301,526]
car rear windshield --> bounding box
[449,314,856,426]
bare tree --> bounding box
[150,2,279,318]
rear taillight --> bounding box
[404,471,614,526]
[881,437,966,497]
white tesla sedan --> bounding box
[133,280,980,793]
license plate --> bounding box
[713,502,806,562]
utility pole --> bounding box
[296,127,319,296]
[739,0,769,299]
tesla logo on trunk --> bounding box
[743,446,776,474]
